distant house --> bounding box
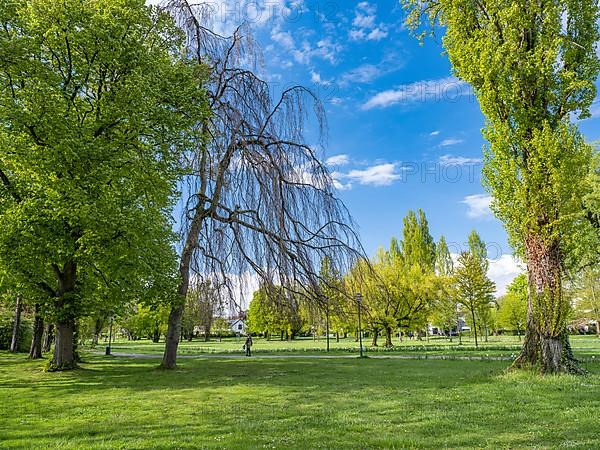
[229,319,246,335]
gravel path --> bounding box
[98,352,514,361]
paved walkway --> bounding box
[98,352,514,361]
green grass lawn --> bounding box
[1,352,600,449]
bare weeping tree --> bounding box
[160,1,363,368]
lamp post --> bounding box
[325,297,330,353]
[105,313,114,356]
[355,292,363,358]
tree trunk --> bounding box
[53,320,75,369]
[10,295,23,353]
[384,327,393,347]
[51,260,79,370]
[92,318,103,347]
[512,235,583,374]
[371,329,379,347]
[471,308,478,348]
[42,324,54,353]
[336,331,340,343]
[591,283,599,338]
[162,303,184,368]
[29,304,44,359]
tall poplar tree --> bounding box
[402,0,600,372]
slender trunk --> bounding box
[513,235,582,374]
[336,330,340,343]
[162,201,206,369]
[591,283,599,338]
[92,318,102,347]
[471,308,478,348]
[42,324,54,353]
[29,304,44,359]
[384,327,393,347]
[10,295,23,353]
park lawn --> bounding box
[1,353,600,449]
[101,334,600,359]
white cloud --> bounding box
[461,194,493,219]
[349,1,388,42]
[487,255,525,297]
[439,138,464,147]
[349,29,366,40]
[326,154,350,166]
[271,29,295,50]
[430,131,440,136]
[439,155,482,166]
[357,1,376,15]
[184,0,294,37]
[353,13,376,29]
[362,77,469,110]
[310,70,332,85]
[367,28,388,41]
[341,64,382,84]
[331,172,352,191]
[344,163,402,186]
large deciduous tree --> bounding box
[0,0,206,369]
[403,0,600,373]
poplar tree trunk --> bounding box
[513,235,583,374]
[42,324,54,353]
[29,304,44,359]
[10,295,23,353]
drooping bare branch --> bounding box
[158,1,367,367]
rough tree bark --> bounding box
[9,295,22,353]
[29,303,44,359]
[384,327,393,348]
[513,235,583,374]
[371,329,379,347]
[51,261,78,370]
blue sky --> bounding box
[169,0,600,295]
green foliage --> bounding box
[247,286,303,338]
[435,235,454,277]
[498,274,528,335]
[0,0,208,342]
[402,0,599,369]
[454,236,496,346]
[119,304,169,342]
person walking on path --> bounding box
[244,335,253,357]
